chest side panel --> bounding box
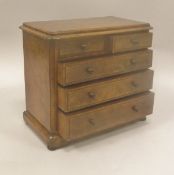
[23,32,52,131]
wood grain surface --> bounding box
[58,70,153,112]
[58,50,152,86]
[58,92,154,140]
[23,16,151,35]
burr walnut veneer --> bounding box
[20,17,154,150]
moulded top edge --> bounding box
[21,16,152,36]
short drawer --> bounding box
[56,36,111,60]
[58,92,154,140]
[58,69,153,112]
[113,32,152,53]
[58,50,152,86]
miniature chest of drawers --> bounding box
[20,16,154,150]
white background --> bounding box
[0,0,174,174]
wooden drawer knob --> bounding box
[130,58,137,65]
[132,105,139,112]
[131,81,138,88]
[88,118,95,126]
[130,39,139,45]
[88,92,96,98]
[80,44,88,50]
[86,67,94,74]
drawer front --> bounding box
[58,92,154,140]
[58,50,152,86]
[113,32,152,53]
[58,70,153,112]
[56,36,111,60]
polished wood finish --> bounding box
[23,32,58,133]
[23,108,147,150]
[57,36,111,60]
[58,70,153,112]
[58,49,152,86]
[22,16,151,35]
[59,92,154,140]
[21,16,154,150]
[23,32,54,132]
[23,111,67,150]
[113,32,152,53]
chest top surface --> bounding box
[22,16,151,36]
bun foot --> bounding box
[140,117,146,121]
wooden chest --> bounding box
[20,16,154,150]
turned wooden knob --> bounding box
[86,67,94,74]
[130,39,139,45]
[80,43,88,50]
[131,81,138,88]
[88,118,95,126]
[130,58,137,65]
[88,92,96,98]
[132,105,139,112]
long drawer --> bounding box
[58,50,152,86]
[58,69,153,112]
[58,92,154,141]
